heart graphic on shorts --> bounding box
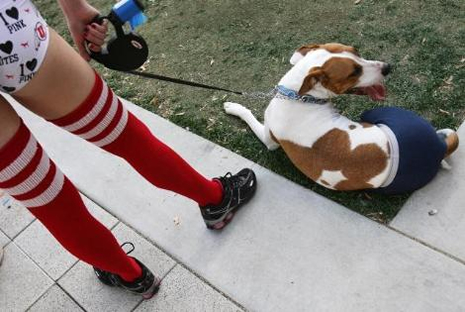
[26,59,37,72]
[5,7,19,20]
[0,41,13,54]
[2,86,16,93]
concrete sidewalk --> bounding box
[1,96,465,311]
[390,123,465,261]
[0,192,242,312]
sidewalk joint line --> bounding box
[161,262,178,280]
[174,261,249,311]
[55,283,88,312]
[12,240,57,281]
[386,224,465,266]
[10,240,56,311]
[9,217,36,241]
[24,284,54,312]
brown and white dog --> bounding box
[224,43,459,193]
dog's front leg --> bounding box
[224,102,280,150]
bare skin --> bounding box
[0,29,96,151]
[0,0,107,149]
[0,97,21,148]
[12,29,96,120]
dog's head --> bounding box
[286,43,390,101]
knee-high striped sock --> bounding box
[0,122,141,281]
[50,72,223,207]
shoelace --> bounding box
[121,242,135,255]
[222,172,243,188]
[119,242,153,290]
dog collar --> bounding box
[275,85,327,104]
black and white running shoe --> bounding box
[201,168,257,230]
[93,243,160,299]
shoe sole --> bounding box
[207,176,257,230]
[142,279,161,299]
[95,269,161,299]
[207,210,236,230]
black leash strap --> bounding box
[125,70,244,95]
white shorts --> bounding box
[0,0,49,94]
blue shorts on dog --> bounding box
[361,107,447,194]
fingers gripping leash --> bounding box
[88,0,149,71]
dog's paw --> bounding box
[441,159,452,170]
[224,102,249,116]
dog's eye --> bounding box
[350,66,362,77]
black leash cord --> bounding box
[124,70,244,95]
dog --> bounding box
[224,43,459,194]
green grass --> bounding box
[37,0,464,223]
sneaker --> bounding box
[201,168,257,230]
[93,243,160,299]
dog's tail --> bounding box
[437,129,459,158]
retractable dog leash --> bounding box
[88,0,255,96]
[88,0,148,71]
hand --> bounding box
[63,3,108,61]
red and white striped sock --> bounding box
[0,122,142,282]
[50,72,223,207]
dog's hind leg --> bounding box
[224,102,280,150]
[437,129,459,158]
[437,128,459,170]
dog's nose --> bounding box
[381,63,391,76]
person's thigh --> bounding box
[0,95,21,148]
[13,29,96,120]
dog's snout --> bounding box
[381,63,391,76]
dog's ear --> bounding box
[290,44,321,65]
[298,67,324,95]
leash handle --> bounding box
[87,17,149,71]
[87,1,149,71]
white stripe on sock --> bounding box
[0,135,38,183]
[78,92,119,140]
[62,81,109,132]
[4,150,51,196]
[93,104,129,147]
[21,167,65,208]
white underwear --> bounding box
[0,0,49,94]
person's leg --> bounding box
[14,30,224,207]
[15,28,256,229]
[0,96,22,268]
[0,98,22,268]
[0,95,141,281]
